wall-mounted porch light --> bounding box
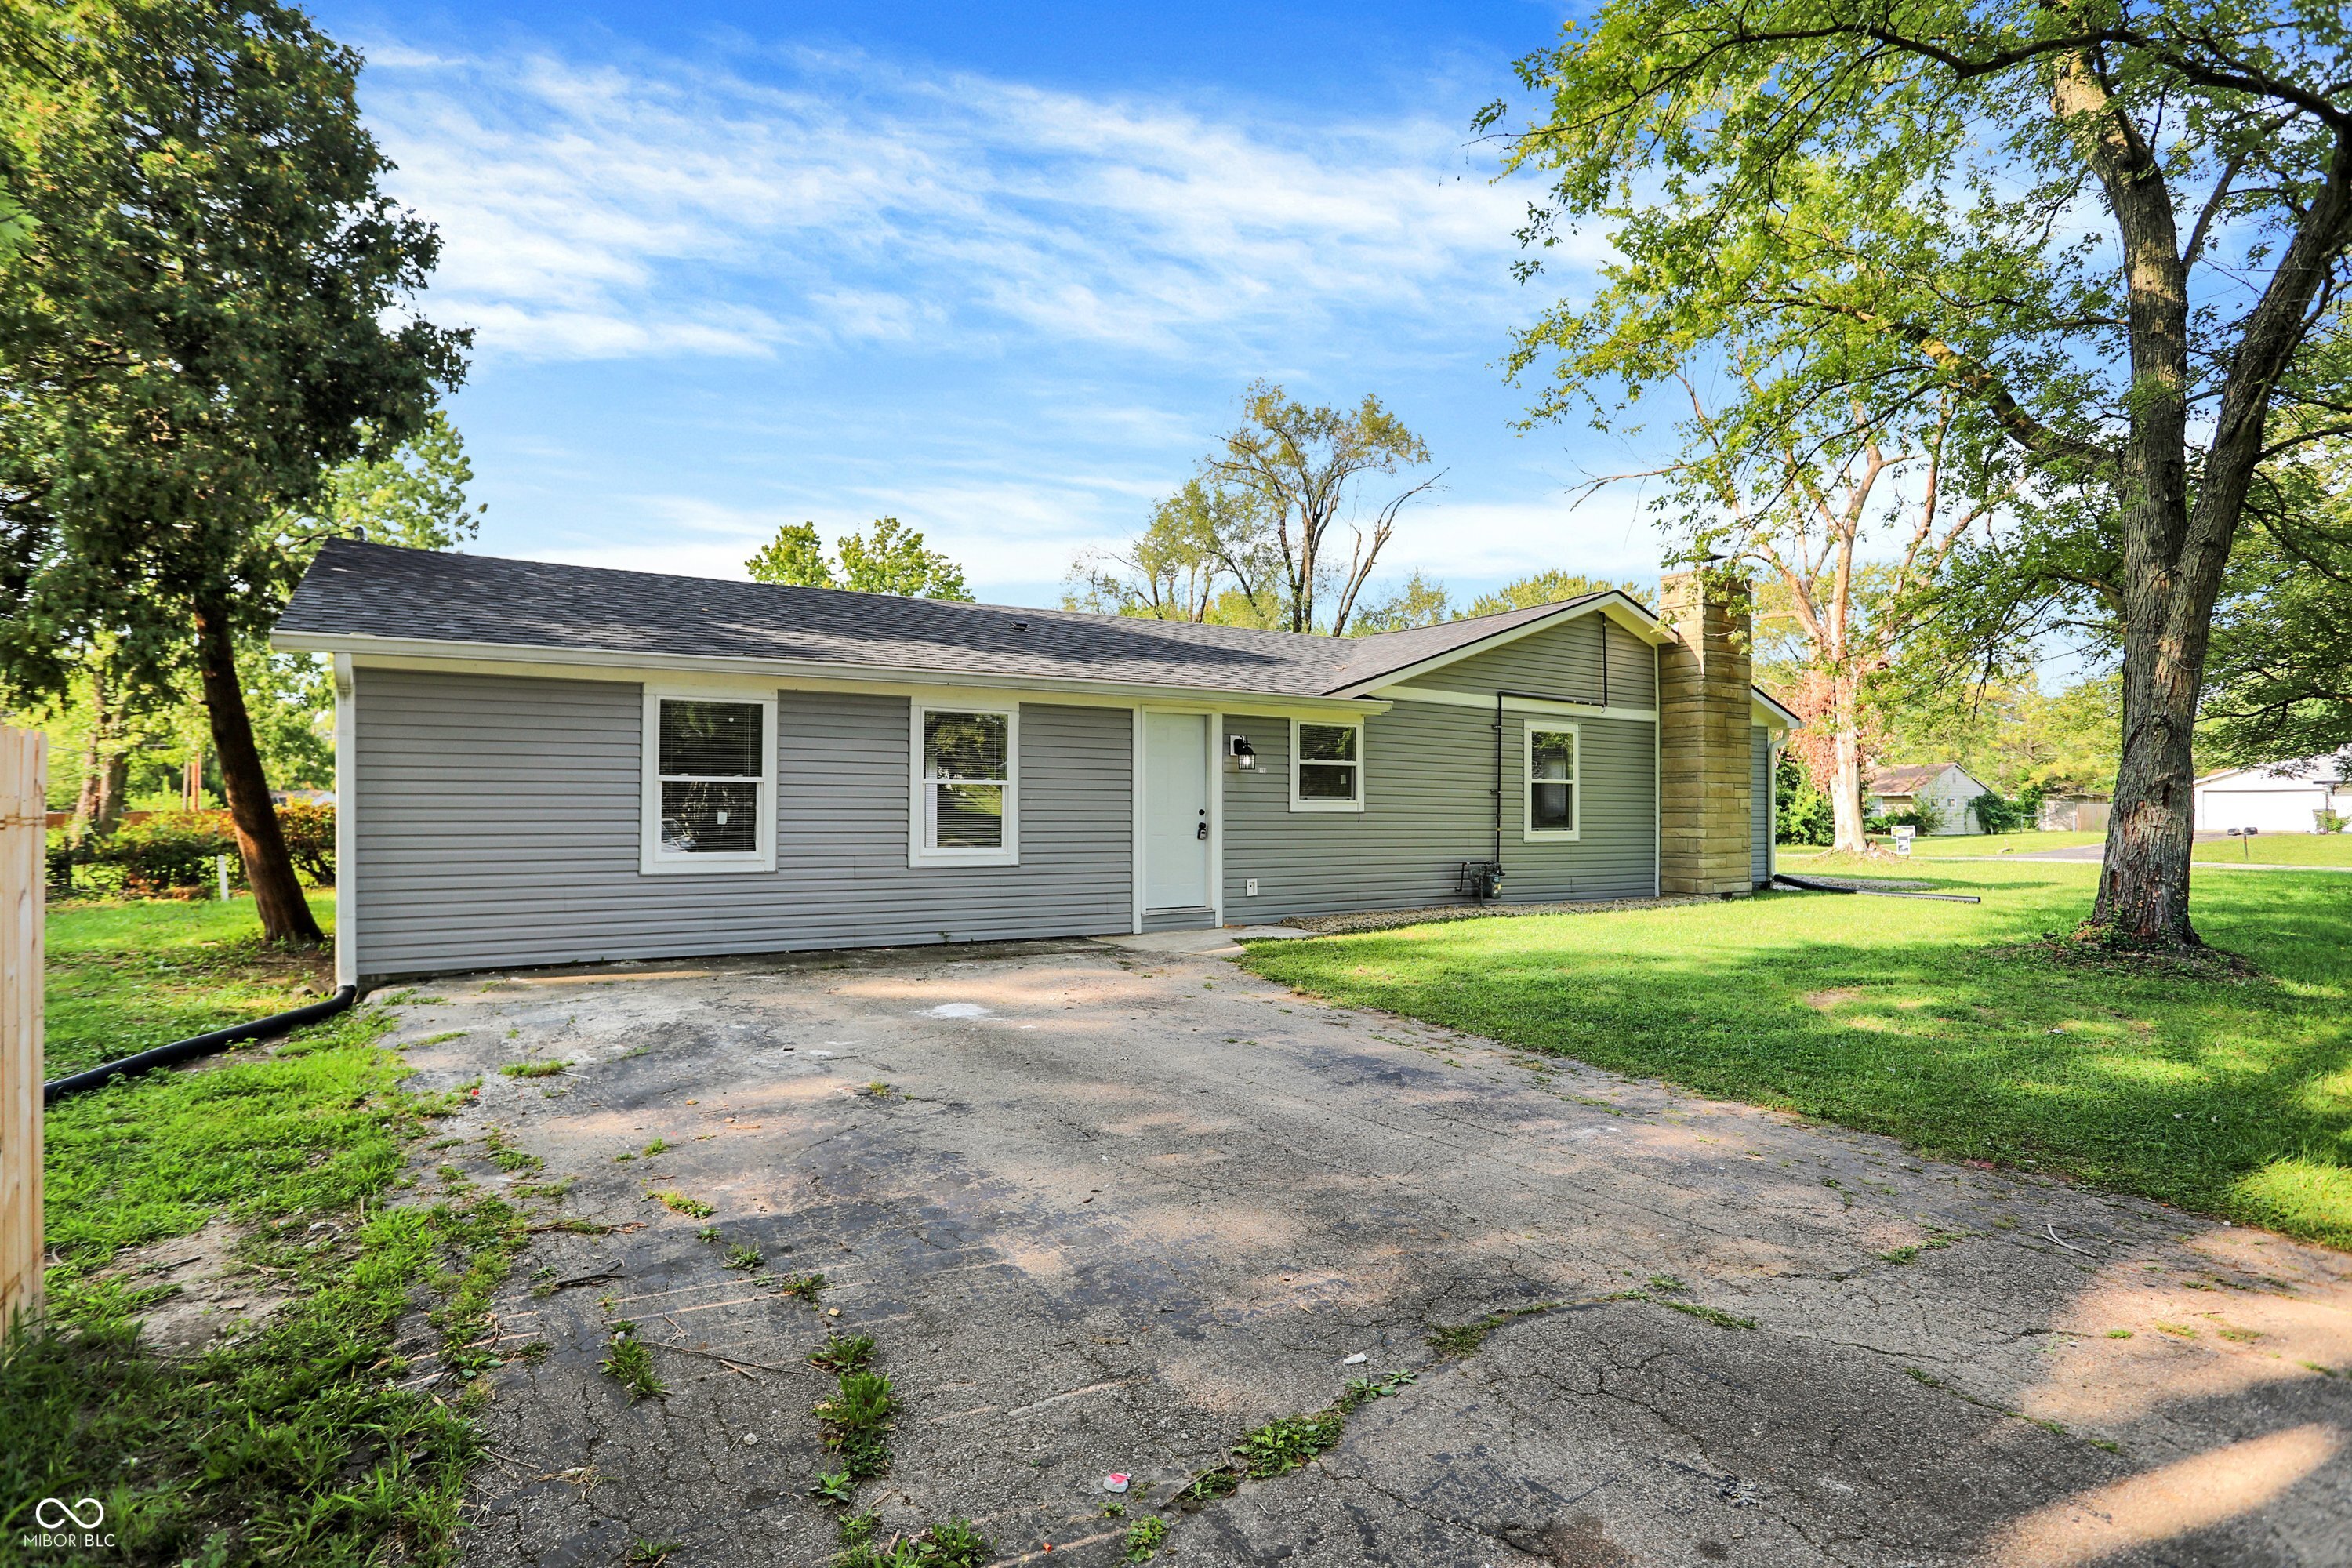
[1228,735,1258,770]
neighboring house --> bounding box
[2194,755,2351,835]
[1866,763,1993,835]
[272,542,1795,985]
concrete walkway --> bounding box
[386,941,2350,1567]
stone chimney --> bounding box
[1657,571,1755,895]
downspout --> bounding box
[1493,688,1504,868]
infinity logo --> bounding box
[34,1497,104,1530]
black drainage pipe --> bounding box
[45,984,361,1105]
[1773,873,1981,905]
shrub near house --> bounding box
[54,804,335,895]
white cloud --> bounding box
[358,43,1537,363]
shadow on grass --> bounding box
[1241,872,2352,1248]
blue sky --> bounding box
[311,0,1660,611]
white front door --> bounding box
[1143,712,1210,909]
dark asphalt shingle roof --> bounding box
[273,540,1605,700]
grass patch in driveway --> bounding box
[1239,862,2352,1247]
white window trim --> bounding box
[909,701,1020,868]
[1289,717,1366,813]
[1523,720,1581,841]
[641,688,778,875]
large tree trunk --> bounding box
[71,672,131,837]
[2096,643,2201,942]
[192,597,324,945]
[1829,673,1870,852]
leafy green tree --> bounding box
[1065,479,1276,622]
[1209,382,1439,635]
[1877,673,2123,797]
[1490,0,2352,946]
[2199,443,2352,768]
[1584,374,2007,851]
[1348,571,1455,633]
[745,522,835,589]
[1465,570,1650,618]
[746,518,973,601]
[302,409,485,552]
[838,518,971,600]
[0,0,468,942]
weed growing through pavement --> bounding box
[726,1244,764,1271]
[601,1322,665,1401]
[483,1125,543,1172]
[1123,1516,1169,1561]
[779,1271,826,1301]
[833,1519,991,1568]
[648,1189,715,1218]
[862,1080,898,1099]
[1661,1300,1758,1330]
[642,1138,669,1156]
[696,1225,721,1243]
[809,1469,858,1505]
[814,1370,899,1479]
[1425,1300,1563,1357]
[1335,1368,1417,1411]
[1235,1412,1346,1479]
[499,1058,568,1078]
[810,1330,876,1371]
[626,1541,680,1566]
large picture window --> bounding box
[1290,718,1364,811]
[642,691,775,873]
[1524,723,1580,840]
[911,703,1018,866]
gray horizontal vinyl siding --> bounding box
[350,669,1131,977]
[1222,701,1657,922]
[1752,726,1773,887]
[1417,614,1657,711]
[1140,906,1217,933]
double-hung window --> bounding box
[641,692,775,873]
[1523,723,1580,840]
[1290,719,1364,811]
[910,703,1018,866]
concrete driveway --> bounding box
[388,933,2352,1567]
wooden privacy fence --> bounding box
[1,725,43,1327]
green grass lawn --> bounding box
[3,895,523,1563]
[1781,830,2105,858]
[2193,833,2352,867]
[1240,861,2352,1249]
[46,892,338,1076]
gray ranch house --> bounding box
[273,541,1795,986]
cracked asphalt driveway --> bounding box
[390,934,2352,1567]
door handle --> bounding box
[1196,822,1209,840]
